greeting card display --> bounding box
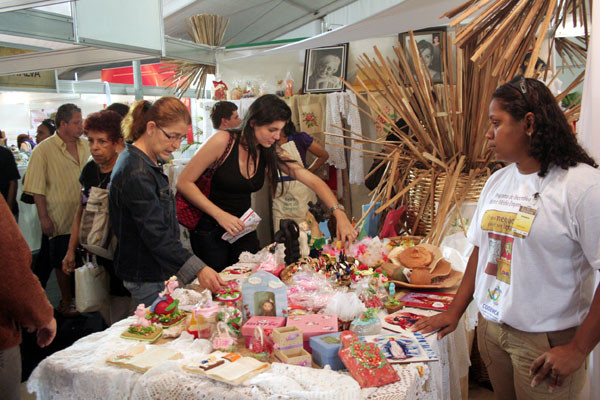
[241,271,288,320]
[361,332,438,363]
[381,307,439,333]
[183,351,270,385]
[309,332,345,370]
[285,314,337,352]
[338,331,400,388]
[399,292,455,311]
[107,345,182,373]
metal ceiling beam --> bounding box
[0,80,198,97]
[164,36,217,64]
[0,46,153,76]
[0,0,70,13]
[0,9,217,64]
[248,0,357,43]
[0,9,74,44]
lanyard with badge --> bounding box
[511,191,540,237]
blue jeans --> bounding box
[122,281,165,307]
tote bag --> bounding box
[176,132,235,229]
[75,258,109,313]
[79,186,117,260]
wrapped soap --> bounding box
[349,308,381,336]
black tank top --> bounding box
[207,134,266,218]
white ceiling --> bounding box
[163,0,359,46]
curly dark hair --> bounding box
[84,110,123,143]
[492,76,597,177]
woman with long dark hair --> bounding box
[414,76,600,399]
[177,94,356,271]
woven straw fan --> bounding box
[162,14,230,98]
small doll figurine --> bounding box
[260,299,276,316]
[133,304,151,327]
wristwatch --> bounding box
[329,204,345,213]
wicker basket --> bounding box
[404,167,489,236]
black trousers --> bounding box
[190,217,259,272]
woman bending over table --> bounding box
[109,97,223,306]
[177,94,357,272]
[414,76,600,399]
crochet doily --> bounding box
[27,315,472,400]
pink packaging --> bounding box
[241,316,286,341]
[285,314,338,352]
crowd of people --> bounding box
[1,76,599,399]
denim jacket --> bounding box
[109,144,205,283]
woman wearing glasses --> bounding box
[177,94,357,272]
[109,98,224,306]
[414,76,600,399]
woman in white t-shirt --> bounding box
[414,76,600,399]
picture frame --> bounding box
[399,27,446,84]
[303,43,349,93]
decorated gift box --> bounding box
[309,332,345,370]
[241,316,286,340]
[241,271,288,320]
[285,314,338,352]
[272,326,312,367]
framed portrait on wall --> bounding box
[303,43,349,93]
[399,28,446,84]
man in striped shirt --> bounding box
[24,104,90,316]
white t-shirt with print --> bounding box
[467,163,600,332]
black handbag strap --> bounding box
[207,132,236,173]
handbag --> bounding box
[79,186,117,260]
[74,257,109,313]
[176,132,235,230]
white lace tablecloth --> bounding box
[27,313,473,400]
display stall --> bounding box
[9,0,598,399]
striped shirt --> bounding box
[23,134,90,237]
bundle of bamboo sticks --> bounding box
[337,0,590,244]
[161,14,230,98]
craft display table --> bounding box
[27,305,475,400]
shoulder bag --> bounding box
[176,132,235,230]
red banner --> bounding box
[101,63,174,87]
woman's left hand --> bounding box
[335,210,357,246]
[530,342,587,390]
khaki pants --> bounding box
[477,314,587,400]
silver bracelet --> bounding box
[329,204,345,213]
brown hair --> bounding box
[84,110,123,142]
[121,97,191,142]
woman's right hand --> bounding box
[62,250,77,275]
[411,310,460,339]
[215,211,245,237]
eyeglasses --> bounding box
[156,123,186,143]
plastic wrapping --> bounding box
[323,291,366,330]
[350,308,382,336]
[286,270,335,313]
[212,321,237,352]
[338,331,400,388]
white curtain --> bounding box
[578,3,600,399]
